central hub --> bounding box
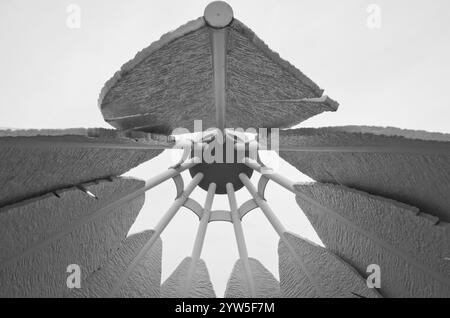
[189,142,253,194]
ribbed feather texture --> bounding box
[99,18,337,133]
[0,128,165,207]
[69,230,162,298]
[0,178,146,297]
[295,182,450,298]
[278,232,381,298]
[279,126,450,222]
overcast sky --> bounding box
[1,0,450,296]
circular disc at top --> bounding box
[204,1,234,28]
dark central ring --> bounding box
[189,143,253,194]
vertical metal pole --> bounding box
[182,183,216,297]
[109,173,204,297]
[239,173,325,297]
[204,1,234,134]
[226,183,256,298]
[212,29,227,133]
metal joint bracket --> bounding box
[209,210,232,223]
[172,174,184,199]
[257,175,269,200]
[169,141,194,170]
[183,198,204,220]
[238,199,258,220]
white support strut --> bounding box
[204,1,234,134]
[211,29,227,133]
[226,183,256,297]
[183,183,217,297]
[239,173,325,297]
[244,157,296,193]
[109,173,204,297]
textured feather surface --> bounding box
[161,257,216,298]
[225,20,336,130]
[69,230,162,298]
[101,21,214,134]
[99,18,336,133]
[0,177,145,297]
[224,258,280,298]
[278,232,381,298]
[295,182,450,298]
[0,128,166,207]
[279,126,450,222]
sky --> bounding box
[1,0,450,296]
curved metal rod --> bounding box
[257,175,270,199]
[226,183,256,297]
[172,174,184,199]
[183,183,216,297]
[202,200,259,223]
[209,210,232,222]
[238,199,258,220]
[183,196,259,223]
[0,158,200,270]
[109,172,204,297]
[183,197,204,219]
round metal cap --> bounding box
[204,1,234,28]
